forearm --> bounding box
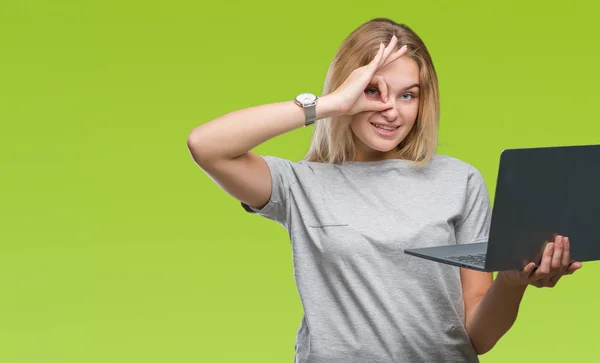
[466,274,528,354]
[187,95,339,164]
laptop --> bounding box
[404,144,600,272]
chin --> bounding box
[365,139,402,153]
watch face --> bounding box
[296,93,317,105]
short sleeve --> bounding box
[455,165,493,245]
[240,155,295,227]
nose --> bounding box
[380,100,398,122]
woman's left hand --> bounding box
[497,235,582,288]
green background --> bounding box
[1,0,599,362]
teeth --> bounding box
[373,124,397,131]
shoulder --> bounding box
[427,154,488,192]
[259,156,329,184]
[426,154,481,178]
[260,155,355,176]
[429,154,474,171]
[261,155,322,173]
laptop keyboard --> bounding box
[444,253,486,266]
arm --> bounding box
[461,269,525,355]
[187,97,339,209]
[462,235,582,355]
[187,38,404,208]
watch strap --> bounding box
[304,104,317,126]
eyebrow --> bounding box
[368,82,420,92]
[401,83,420,91]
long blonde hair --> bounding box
[304,18,440,167]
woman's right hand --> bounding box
[327,35,409,117]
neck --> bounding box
[352,149,401,162]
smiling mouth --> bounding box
[370,123,399,131]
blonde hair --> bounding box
[304,18,440,167]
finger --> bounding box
[534,242,554,279]
[561,236,571,272]
[355,44,385,92]
[361,43,386,85]
[379,35,398,68]
[366,43,385,73]
[364,99,392,112]
[381,45,408,69]
[520,262,537,280]
[548,235,564,279]
[566,261,583,274]
[372,75,389,103]
[548,236,567,286]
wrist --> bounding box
[495,272,529,292]
[315,94,343,119]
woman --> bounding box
[187,17,581,363]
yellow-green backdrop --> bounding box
[1,0,598,362]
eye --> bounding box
[400,93,415,101]
[365,86,380,96]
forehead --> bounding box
[374,56,420,90]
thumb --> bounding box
[566,262,582,274]
[364,99,391,113]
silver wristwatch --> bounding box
[294,93,319,126]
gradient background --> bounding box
[1,0,599,362]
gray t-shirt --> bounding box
[242,154,492,363]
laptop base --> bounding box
[404,242,489,272]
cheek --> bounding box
[401,104,420,124]
[350,113,370,134]
[349,121,361,142]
